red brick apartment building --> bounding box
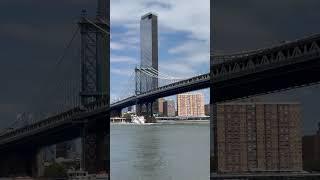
[217,102,302,173]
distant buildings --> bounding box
[302,122,320,171]
[216,102,302,173]
[163,100,175,117]
[177,93,205,116]
[158,98,165,116]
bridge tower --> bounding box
[78,0,110,174]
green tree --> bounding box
[43,163,67,178]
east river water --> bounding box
[110,123,210,180]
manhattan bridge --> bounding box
[0,0,319,178]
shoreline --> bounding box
[111,120,209,125]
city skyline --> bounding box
[110,0,210,102]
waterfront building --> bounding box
[302,122,320,171]
[158,98,164,116]
[163,100,176,117]
[216,102,302,173]
[177,93,205,116]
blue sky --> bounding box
[110,0,210,103]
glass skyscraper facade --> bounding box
[140,13,158,93]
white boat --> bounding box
[131,115,146,124]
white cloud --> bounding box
[111,0,210,41]
[111,55,137,64]
[160,40,209,77]
[159,61,196,78]
[110,42,125,50]
[111,67,134,76]
[111,29,140,50]
[169,40,209,63]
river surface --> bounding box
[111,123,210,180]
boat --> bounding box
[131,115,146,124]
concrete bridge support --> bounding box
[145,101,156,123]
[136,103,143,116]
[82,117,109,174]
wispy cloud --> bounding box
[111,67,134,77]
[111,55,137,64]
[110,42,125,50]
[111,0,209,41]
[168,40,209,64]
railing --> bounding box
[212,33,320,64]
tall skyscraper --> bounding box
[140,13,159,114]
[177,93,205,116]
[163,100,176,117]
[140,13,158,92]
[216,102,302,173]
